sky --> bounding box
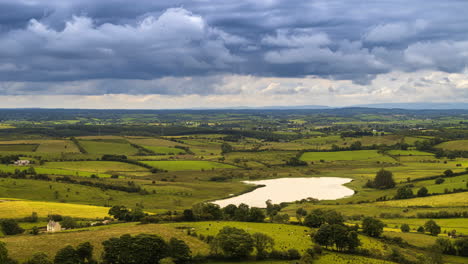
[0,0,467,109]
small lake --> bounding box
[213,177,354,208]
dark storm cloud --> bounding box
[0,0,467,95]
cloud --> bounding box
[0,0,467,103]
[364,20,428,43]
[0,8,243,82]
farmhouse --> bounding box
[47,220,61,232]
[14,160,30,166]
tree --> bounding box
[168,238,191,264]
[417,226,425,233]
[252,233,274,260]
[417,187,429,197]
[400,224,410,233]
[347,231,360,252]
[324,210,344,225]
[298,252,314,264]
[454,237,468,257]
[295,208,307,223]
[435,178,445,184]
[192,203,222,220]
[248,207,266,222]
[234,203,250,221]
[61,217,77,229]
[24,252,53,264]
[1,219,24,235]
[394,186,414,199]
[182,209,194,221]
[54,245,80,264]
[313,224,333,248]
[102,234,169,264]
[76,242,94,263]
[435,238,456,255]
[222,204,237,220]
[424,220,441,236]
[303,209,325,228]
[444,169,454,177]
[211,227,253,259]
[221,143,233,154]
[362,217,384,237]
[369,169,395,189]
[0,241,17,264]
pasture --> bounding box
[140,160,237,171]
[435,140,468,151]
[300,150,394,162]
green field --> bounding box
[0,144,38,152]
[144,146,186,154]
[435,140,468,151]
[300,150,394,162]
[79,139,139,155]
[387,150,434,156]
[140,160,237,171]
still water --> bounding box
[213,177,354,208]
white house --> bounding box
[47,220,61,232]
[14,160,30,166]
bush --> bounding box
[362,217,384,237]
[287,249,301,260]
[400,224,410,233]
[1,219,24,235]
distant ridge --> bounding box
[352,102,468,110]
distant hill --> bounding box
[352,102,468,110]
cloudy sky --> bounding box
[0,0,467,108]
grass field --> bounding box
[79,140,139,155]
[435,140,468,151]
[377,192,468,207]
[140,160,237,171]
[387,150,434,156]
[0,199,109,219]
[0,144,38,152]
[42,161,150,176]
[144,146,186,154]
[381,218,468,234]
[300,150,394,162]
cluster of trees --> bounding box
[340,131,374,138]
[209,226,305,261]
[435,237,468,257]
[56,176,147,194]
[0,155,21,164]
[184,203,266,223]
[313,224,360,252]
[416,211,468,219]
[108,205,146,222]
[365,169,395,189]
[102,234,191,264]
[285,157,307,166]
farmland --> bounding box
[0,108,466,263]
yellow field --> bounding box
[376,192,468,207]
[0,199,109,219]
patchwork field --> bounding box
[1,223,209,262]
